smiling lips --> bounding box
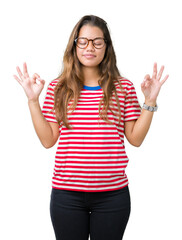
[83,54,96,59]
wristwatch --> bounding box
[142,103,158,112]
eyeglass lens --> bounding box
[76,38,105,49]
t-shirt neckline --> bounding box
[83,85,102,90]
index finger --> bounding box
[23,62,29,78]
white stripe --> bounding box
[54,167,126,172]
[61,124,123,128]
[58,139,122,143]
[61,129,118,133]
[54,164,127,168]
[53,172,126,177]
[124,112,140,117]
[54,175,125,181]
[55,152,126,156]
[56,149,125,153]
[55,158,128,162]
[53,178,126,186]
[57,142,123,146]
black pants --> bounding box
[50,186,131,240]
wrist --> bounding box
[28,98,39,105]
[144,99,156,107]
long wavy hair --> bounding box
[54,15,123,129]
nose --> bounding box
[86,40,95,51]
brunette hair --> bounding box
[54,15,123,129]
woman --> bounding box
[14,15,169,240]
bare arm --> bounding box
[124,63,169,147]
[124,109,154,147]
[28,100,59,148]
[14,62,59,148]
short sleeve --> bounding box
[42,81,57,123]
[124,83,141,121]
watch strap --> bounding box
[143,103,158,112]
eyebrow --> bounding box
[78,37,104,39]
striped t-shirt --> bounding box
[42,77,141,192]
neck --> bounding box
[82,66,100,86]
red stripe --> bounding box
[57,146,125,150]
[55,156,127,160]
[52,180,128,189]
[57,141,123,145]
[54,169,127,174]
[54,166,127,170]
[55,160,128,164]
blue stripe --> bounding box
[83,85,102,90]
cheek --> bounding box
[100,49,106,60]
[97,49,106,64]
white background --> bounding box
[0,0,181,239]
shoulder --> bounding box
[48,79,59,88]
[45,79,60,93]
[113,76,135,92]
[44,79,60,98]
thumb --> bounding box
[39,78,45,85]
[37,78,45,88]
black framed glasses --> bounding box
[74,37,107,49]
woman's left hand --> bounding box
[141,62,169,106]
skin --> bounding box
[76,25,106,86]
[13,25,169,148]
[14,65,59,148]
[125,63,169,146]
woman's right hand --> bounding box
[13,62,45,102]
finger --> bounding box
[141,81,146,89]
[16,66,24,79]
[141,79,150,89]
[160,74,169,86]
[157,65,164,80]
[23,62,29,78]
[152,62,157,79]
[13,74,22,85]
[38,78,45,85]
[32,73,40,78]
[144,74,150,81]
[32,73,40,82]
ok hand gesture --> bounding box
[13,62,45,102]
[141,62,169,106]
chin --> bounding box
[81,63,99,68]
[80,60,102,68]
